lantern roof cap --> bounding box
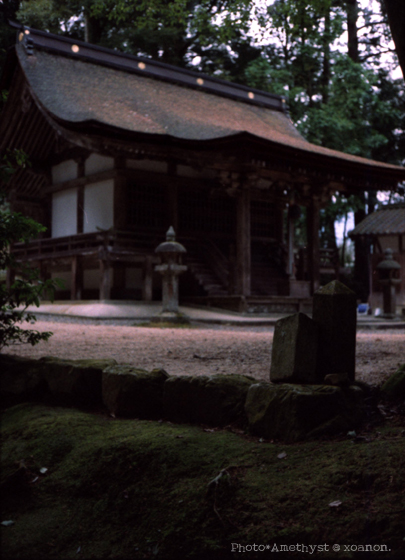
[155,227,186,253]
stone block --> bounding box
[313,280,357,382]
[0,355,115,407]
[270,312,318,383]
[324,373,350,386]
[41,358,116,406]
[0,354,48,406]
[245,382,365,442]
[163,374,255,426]
[102,365,169,418]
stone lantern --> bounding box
[376,248,401,318]
[155,226,188,318]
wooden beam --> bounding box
[44,169,116,194]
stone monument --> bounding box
[270,312,318,383]
[270,280,357,385]
[312,280,357,382]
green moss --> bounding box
[1,403,405,559]
[381,364,405,400]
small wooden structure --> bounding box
[2,25,405,312]
[349,204,405,314]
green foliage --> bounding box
[17,0,253,67]
[0,0,21,70]
[297,55,403,160]
[17,0,76,34]
[0,150,58,351]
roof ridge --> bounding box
[10,21,287,113]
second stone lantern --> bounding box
[155,227,188,320]
[376,248,401,318]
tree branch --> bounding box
[359,49,396,62]
[357,21,387,31]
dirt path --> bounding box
[4,321,405,386]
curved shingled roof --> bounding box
[0,24,405,188]
[13,28,405,177]
[349,205,405,236]
[18,47,303,143]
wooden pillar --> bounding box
[113,263,126,299]
[142,255,153,301]
[235,188,251,296]
[274,201,284,244]
[228,244,236,295]
[99,259,111,300]
[71,256,83,300]
[76,156,85,234]
[6,266,15,292]
[77,186,84,234]
[44,194,53,236]
[307,197,320,294]
[114,174,127,230]
[39,261,51,300]
[168,161,178,231]
[287,205,295,278]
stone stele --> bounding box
[270,312,318,384]
[312,280,357,382]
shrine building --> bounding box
[1,25,405,312]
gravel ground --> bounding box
[3,320,405,386]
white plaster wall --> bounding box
[52,188,78,237]
[85,154,114,175]
[83,180,114,233]
[126,268,142,289]
[51,160,78,184]
[127,159,168,173]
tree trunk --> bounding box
[321,6,331,103]
[347,0,359,62]
[85,15,104,44]
[340,211,348,266]
[346,1,369,300]
[353,193,369,300]
[383,0,405,77]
